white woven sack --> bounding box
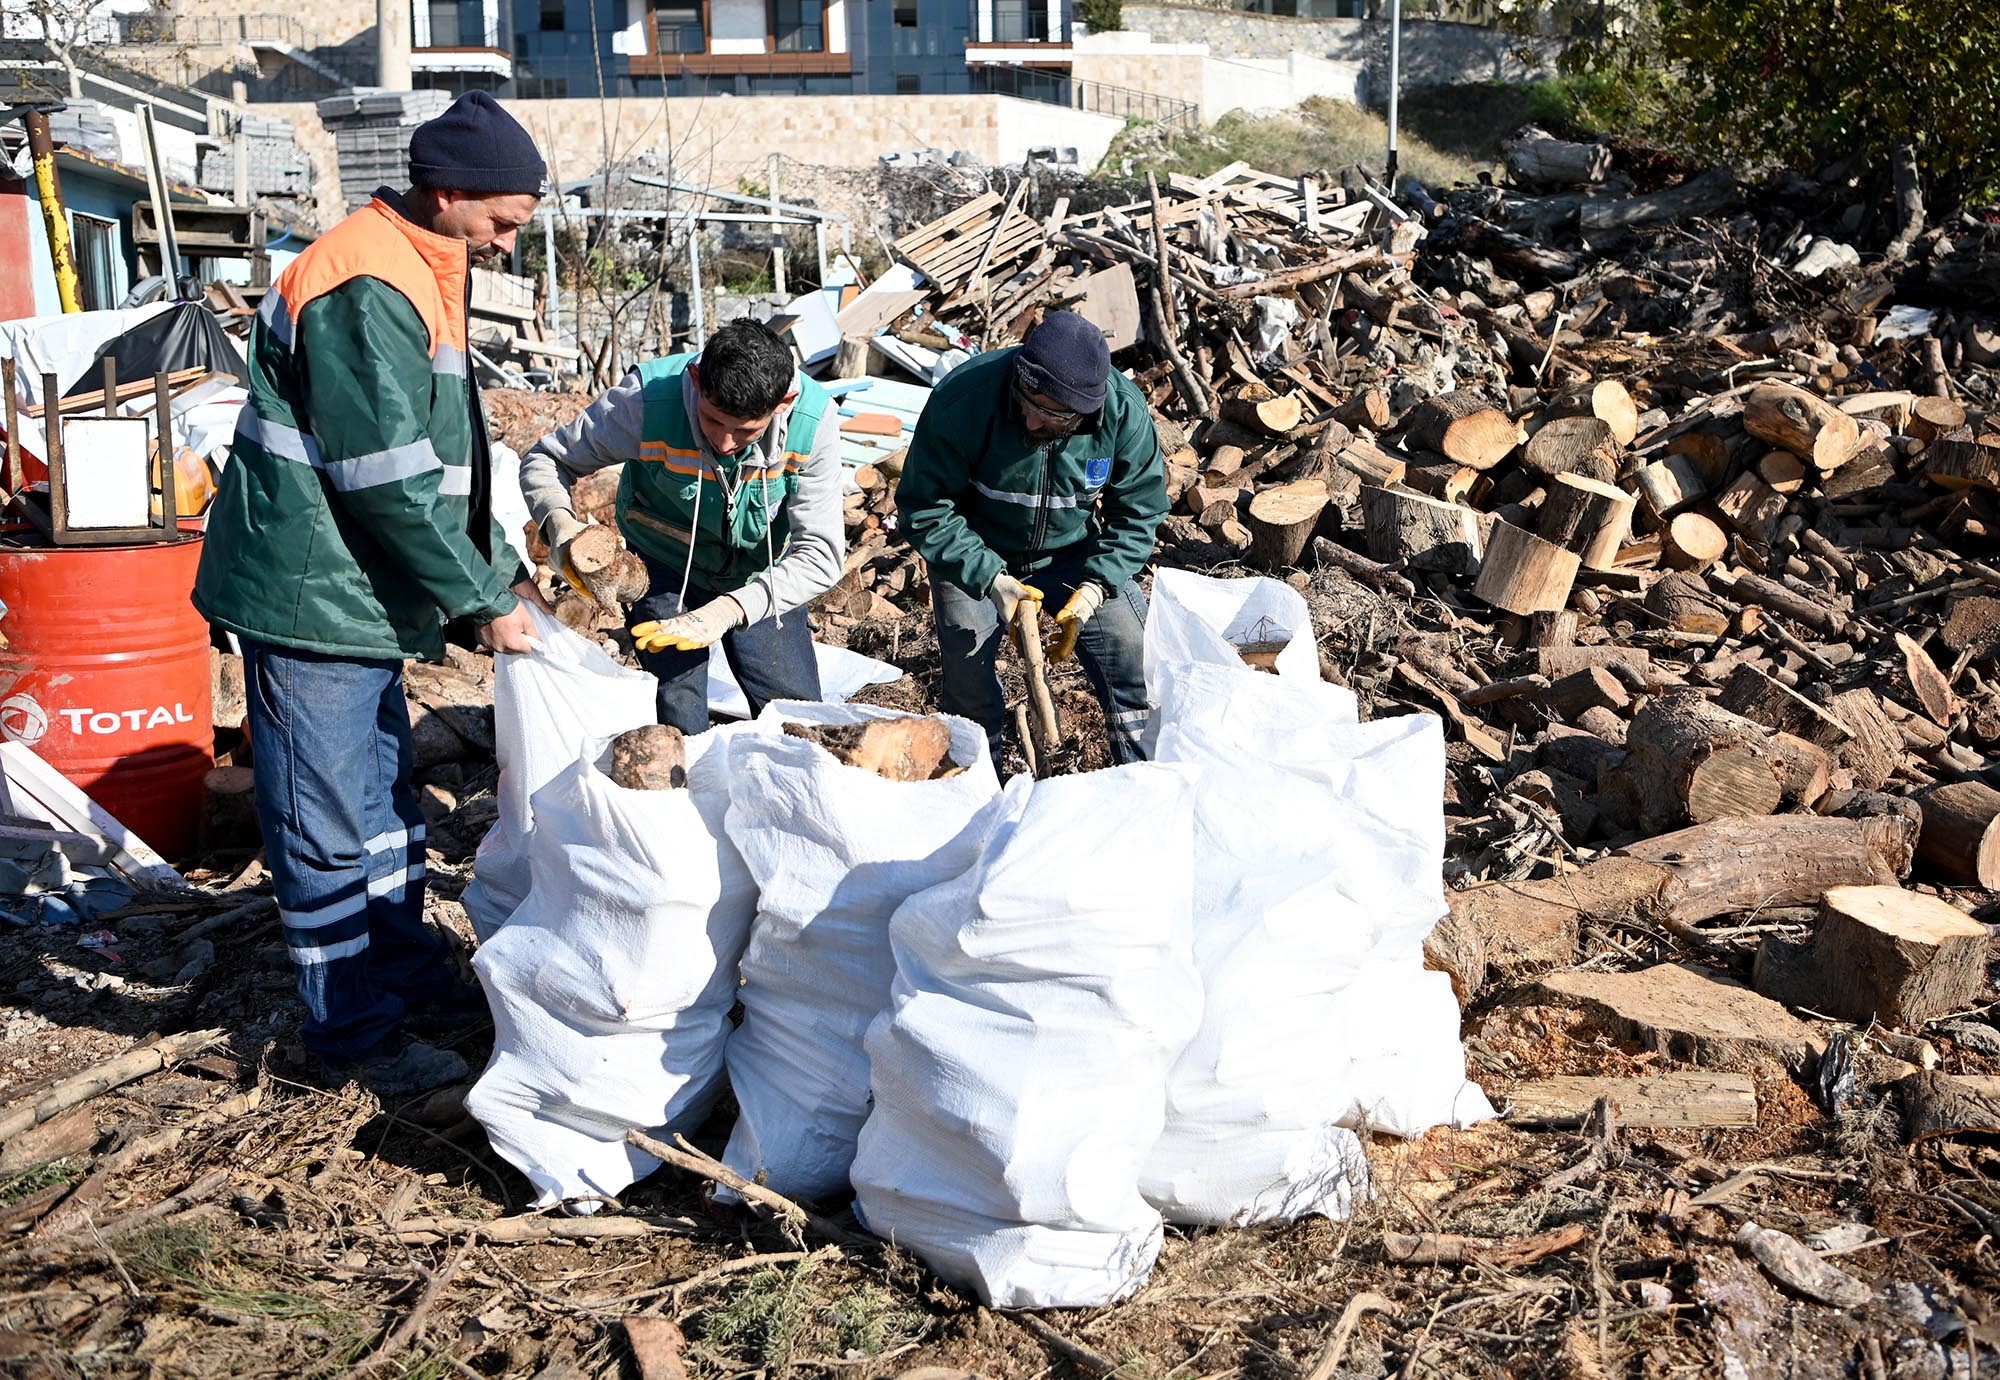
[852,764,1202,1309]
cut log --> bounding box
[1474,521,1579,615]
[1908,396,1970,442]
[1204,443,1248,479]
[1534,964,1821,1076]
[1245,480,1331,572]
[1502,125,1612,185]
[784,715,960,782]
[1503,1072,1757,1129]
[1743,382,1862,473]
[1897,1072,2000,1141]
[1646,570,1731,637]
[1222,382,1305,438]
[1755,884,1986,1028]
[1332,438,1405,488]
[1820,442,1897,500]
[1768,731,1831,808]
[1544,667,1629,723]
[832,335,872,380]
[1536,644,1651,682]
[1536,473,1636,570]
[1619,813,1915,922]
[1714,471,1787,543]
[1361,485,1483,574]
[1756,450,1808,494]
[565,524,650,607]
[1633,454,1705,517]
[1448,859,1665,984]
[1815,689,1906,792]
[1402,458,1483,504]
[200,766,260,852]
[607,725,687,791]
[1335,387,1392,432]
[1663,513,1728,571]
[1548,379,1641,448]
[1927,426,2000,490]
[1917,782,2000,888]
[1623,692,1785,833]
[1521,415,1620,484]
[1402,391,1520,470]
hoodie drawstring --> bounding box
[677,466,702,618]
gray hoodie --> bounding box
[517,366,846,625]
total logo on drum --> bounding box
[0,694,197,747]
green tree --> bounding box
[1076,0,1122,34]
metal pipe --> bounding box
[1385,0,1401,188]
[688,226,705,348]
[23,110,80,314]
[544,211,559,346]
[814,220,827,288]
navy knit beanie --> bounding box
[1016,310,1111,415]
[408,91,547,196]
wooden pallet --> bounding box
[893,192,1046,294]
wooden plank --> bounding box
[1502,1072,1758,1129]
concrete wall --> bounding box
[1069,34,1207,115]
[1121,3,1559,100]
[1072,26,1361,121]
[170,0,380,44]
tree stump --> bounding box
[1744,381,1862,472]
[1916,781,2000,889]
[1403,391,1520,470]
[1361,485,1483,573]
[1522,415,1620,483]
[1536,473,1636,570]
[1625,692,1785,833]
[1245,480,1331,572]
[1474,520,1579,615]
[1755,884,1987,1028]
[1928,426,2000,491]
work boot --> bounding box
[320,1036,468,1099]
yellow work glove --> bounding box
[1050,582,1108,663]
[543,510,591,599]
[631,595,746,652]
[987,572,1044,625]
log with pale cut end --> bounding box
[201,766,261,851]
[1543,666,1628,723]
[1714,470,1786,543]
[1909,395,1969,442]
[1625,692,1785,833]
[1474,520,1579,616]
[1361,485,1483,573]
[1535,473,1635,570]
[1245,479,1332,572]
[1755,884,1987,1028]
[1926,426,2000,491]
[1402,457,1482,505]
[607,724,687,791]
[1646,570,1731,637]
[1757,450,1808,493]
[1633,453,1704,517]
[1743,381,1862,472]
[1335,387,1392,432]
[1521,415,1620,483]
[1663,512,1727,571]
[1402,391,1520,470]
[1221,382,1304,438]
[1204,443,1249,479]
[1214,517,1253,553]
[1768,731,1831,808]
[1917,781,2000,889]
[785,715,960,782]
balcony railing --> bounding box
[966,1,1070,44]
[973,65,1197,129]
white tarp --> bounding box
[852,764,1203,1308]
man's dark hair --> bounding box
[697,321,797,418]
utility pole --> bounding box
[1385,0,1402,189]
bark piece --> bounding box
[1897,1071,2000,1141]
[1361,485,1483,573]
[1423,904,1487,1006]
[1474,520,1579,615]
[1403,390,1520,470]
[1503,1072,1757,1129]
[1895,631,1960,726]
[1624,693,1786,833]
[1521,415,1620,483]
[1917,781,2000,888]
[608,725,688,792]
[1536,473,1635,569]
[1755,884,1986,1028]
[1735,1222,1871,1308]
[1245,479,1331,572]
[1814,689,1905,792]
[785,715,960,782]
[1743,382,1862,473]
[1534,964,1822,1076]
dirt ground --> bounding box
[0,392,1991,1379]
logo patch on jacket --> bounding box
[1084,457,1113,487]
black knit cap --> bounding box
[1015,309,1111,415]
[408,91,547,196]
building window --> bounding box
[991,0,1049,41]
[893,0,916,25]
[70,213,117,312]
[772,0,822,52]
[653,0,702,52]
[539,0,563,31]
[427,0,462,44]
[895,72,920,93]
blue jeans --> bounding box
[628,555,823,733]
[934,546,1151,766]
[243,641,446,1063]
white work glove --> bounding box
[1051,582,1108,662]
[631,595,746,652]
[987,572,1044,625]
[543,510,590,596]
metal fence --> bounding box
[974,65,1197,129]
